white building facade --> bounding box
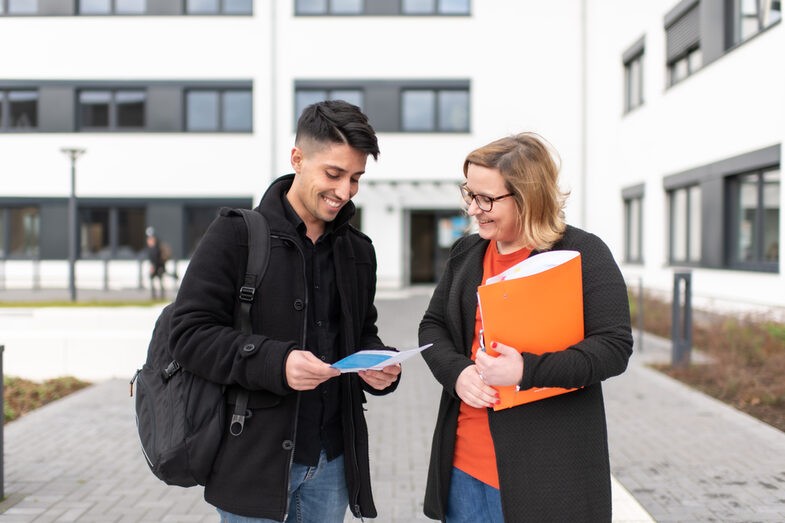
[583,0,783,314]
[1,0,782,313]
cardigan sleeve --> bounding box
[419,236,480,397]
[518,230,633,390]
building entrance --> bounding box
[409,210,468,284]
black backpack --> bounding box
[131,208,270,487]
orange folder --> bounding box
[477,250,584,411]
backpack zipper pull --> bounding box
[130,369,140,397]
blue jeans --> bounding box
[216,450,348,523]
[446,467,504,523]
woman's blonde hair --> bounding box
[463,132,568,251]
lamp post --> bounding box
[60,148,86,302]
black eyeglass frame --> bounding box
[460,184,514,212]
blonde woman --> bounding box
[419,133,633,522]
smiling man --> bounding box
[170,100,401,523]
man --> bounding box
[169,100,401,522]
[145,227,165,300]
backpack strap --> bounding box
[228,208,270,436]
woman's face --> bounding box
[465,163,526,253]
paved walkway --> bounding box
[0,290,783,521]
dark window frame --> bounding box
[622,184,645,264]
[77,88,147,131]
[185,0,253,15]
[78,205,148,259]
[727,0,782,46]
[400,87,470,133]
[2,0,38,15]
[0,88,39,131]
[664,0,702,87]
[294,0,470,16]
[293,87,365,126]
[184,87,253,133]
[622,36,645,113]
[0,0,253,15]
[294,0,363,15]
[668,184,702,266]
[77,0,147,14]
[726,166,780,272]
[0,205,40,259]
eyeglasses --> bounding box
[460,184,514,212]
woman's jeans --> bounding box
[216,450,348,523]
[446,466,504,523]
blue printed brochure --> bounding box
[331,344,433,373]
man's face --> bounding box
[288,141,368,229]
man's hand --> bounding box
[359,364,401,390]
[455,365,499,408]
[475,341,524,387]
[285,350,340,391]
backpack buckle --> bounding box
[239,286,255,303]
[162,360,181,381]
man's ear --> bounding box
[290,147,304,173]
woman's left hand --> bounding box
[475,342,524,387]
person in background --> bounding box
[419,132,633,522]
[169,100,401,523]
[145,227,165,300]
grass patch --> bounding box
[4,376,92,424]
[631,290,785,432]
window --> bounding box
[116,207,146,257]
[185,206,221,256]
[295,0,468,15]
[78,89,146,130]
[728,168,779,269]
[7,0,37,14]
[79,207,110,257]
[294,88,364,123]
[624,55,643,112]
[622,37,645,113]
[665,2,701,86]
[186,0,252,14]
[402,0,469,14]
[402,89,469,132]
[78,206,147,258]
[669,185,702,264]
[79,0,146,14]
[296,0,362,14]
[731,0,782,45]
[0,90,38,130]
[186,89,253,132]
[624,194,644,263]
[5,207,40,258]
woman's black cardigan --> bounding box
[419,226,633,522]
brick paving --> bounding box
[1,290,782,521]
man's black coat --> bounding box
[170,174,397,520]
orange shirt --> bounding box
[453,242,531,489]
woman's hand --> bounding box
[455,365,499,408]
[475,342,524,387]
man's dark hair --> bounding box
[295,100,380,160]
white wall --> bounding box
[584,0,785,313]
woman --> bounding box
[419,133,633,522]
